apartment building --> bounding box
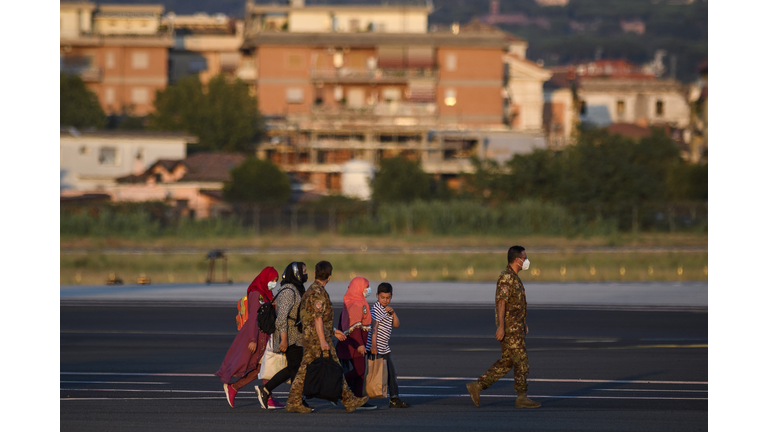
[242,0,546,195]
[60,2,172,115]
[163,13,246,85]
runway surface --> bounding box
[60,303,707,432]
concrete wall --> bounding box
[581,89,690,128]
[288,9,427,33]
[436,47,504,125]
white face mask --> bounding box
[363,287,372,298]
[268,281,278,290]
[521,258,530,271]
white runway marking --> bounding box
[60,372,708,385]
[61,381,170,385]
[60,372,708,402]
[595,388,708,393]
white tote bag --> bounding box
[258,337,287,380]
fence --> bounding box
[60,200,707,239]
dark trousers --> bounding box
[264,345,303,393]
[369,352,399,399]
[340,355,367,397]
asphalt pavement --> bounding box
[60,280,707,431]
[60,304,708,432]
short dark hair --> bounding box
[377,282,393,294]
[508,246,525,264]
[315,261,333,281]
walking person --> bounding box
[216,267,281,408]
[366,282,410,408]
[256,262,310,410]
[285,261,369,413]
[336,277,377,410]
[466,246,541,409]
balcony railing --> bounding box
[61,66,103,82]
[310,67,438,83]
[311,102,436,118]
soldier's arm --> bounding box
[495,299,506,341]
[314,317,329,350]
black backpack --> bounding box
[256,300,277,334]
[257,287,301,335]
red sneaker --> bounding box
[223,383,237,408]
[267,397,285,410]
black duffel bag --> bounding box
[303,351,344,402]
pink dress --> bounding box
[215,290,270,383]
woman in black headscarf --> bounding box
[255,262,311,410]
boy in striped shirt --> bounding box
[366,282,410,408]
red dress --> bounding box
[215,290,270,383]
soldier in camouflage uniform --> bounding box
[466,246,541,409]
[286,261,369,413]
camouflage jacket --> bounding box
[299,281,334,346]
[495,264,527,328]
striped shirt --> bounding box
[366,302,393,355]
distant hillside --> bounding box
[92,0,707,82]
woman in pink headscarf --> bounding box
[216,266,279,408]
[337,277,375,406]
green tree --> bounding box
[148,75,264,152]
[60,73,107,129]
[372,156,431,203]
[222,157,291,206]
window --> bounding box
[656,100,664,116]
[132,51,149,69]
[617,100,625,115]
[106,51,115,69]
[333,52,344,68]
[105,87,115,104]
[98,147,118,165]
[444,88,457,106]
[288,54,303,69]
[131,87,149,104]
[383,87,400,102]
[286,88,304,104]
[445,53,457,71]
[189,59,207,72]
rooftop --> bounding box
[243,28,520,49]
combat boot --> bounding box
[286,403,313,414]
[515,393,541,409]
[466,382,481,407]
[344,395,369,413]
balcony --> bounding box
[311,102,436,119]
[310,67,438,84]
[61,66,103,82]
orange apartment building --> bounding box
[60,2,172,116]
[242,0,546,196]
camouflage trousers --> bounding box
[286,342,355,407]
[477,331,529,395]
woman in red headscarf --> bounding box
[216,266,279,408]
[337,277,375,405]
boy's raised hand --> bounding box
[385,306,394,315]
